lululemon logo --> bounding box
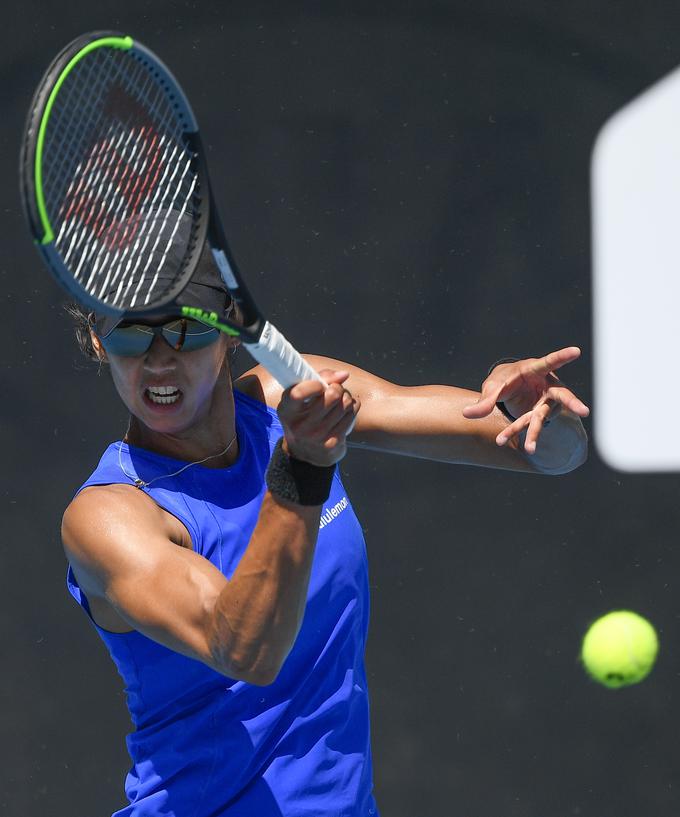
[319,496,349,529]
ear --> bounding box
[218,332,240,354]
[90,329,109,362]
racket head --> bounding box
[20,31,210,320]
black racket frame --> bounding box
[20,30,266,343]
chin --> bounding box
[133,401,194,436]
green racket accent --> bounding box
[34,35,134,245]
[181,306,241,337]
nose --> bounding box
[144,331,179,366]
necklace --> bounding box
[118,433,238,489]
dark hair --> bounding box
[64,302,98,361]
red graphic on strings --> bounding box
[61,124,163,251]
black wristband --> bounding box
[265,437,335,506]
[486,357,520,421]
[486,357,520,378]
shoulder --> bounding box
[62,484,190,582]
[64,482,165,529]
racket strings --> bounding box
[60,126,150,247]
[44,51,164,191]
[70,131,194,307]
[66,127,162,290]
[44,50,136,202]
[41,47,199,309]
[49,50,185,202]
[57,125,166,301]
[99,139,195,307]
[124,149,197,307]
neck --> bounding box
[125,368,240,468]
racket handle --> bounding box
[245,321,325,389]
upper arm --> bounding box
[62,485,228,672]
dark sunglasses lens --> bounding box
[101,320,220,356]
[162,320,220,351]
[101,325,154,356]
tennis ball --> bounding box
[581,610,658,688]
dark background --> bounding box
[3,2,679,815]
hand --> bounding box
[277,369,360,467]
[462,346,590,454]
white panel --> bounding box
[592,65,680,471]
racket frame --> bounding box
[20,31,322,387]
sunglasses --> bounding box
[99,318,221,357]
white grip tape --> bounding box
[245,321,324,389]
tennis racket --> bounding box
[19,31,322,389]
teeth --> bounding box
[147,385,179,395]
[148,394,180,404]
[146,386,181,405]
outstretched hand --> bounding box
[462,347,590,454]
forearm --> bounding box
[347,384,531,470]
[348,383,587,474]
[208,371,353,685]
[242,353,589,474]
[209,493,320,685]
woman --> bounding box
[62,253,589,816]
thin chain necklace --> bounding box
[118,433,238,489]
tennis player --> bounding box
[62,246,589,816]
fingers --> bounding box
[528,346,581,377]
[323,395,362,449]
[462,390,501,419]
[286,372,353,420]
[464,346,588,420]
[495,411,530,448]
[495,403,552,454]
[522,402,554,454]
[545,384,590,418]
[278,370,359,465]
[496,386,590,454]
[463,361,531,419]
[463,374,507,419]
[286,369,348,404]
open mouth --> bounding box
[145,385,183,406]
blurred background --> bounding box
[3,2,679,815]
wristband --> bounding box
[496,400,518,422]
[265,437,335,506]
[486,357,520,378]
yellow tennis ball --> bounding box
[581,610,658,688]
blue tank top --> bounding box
[67,390,378,817]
